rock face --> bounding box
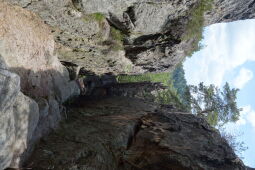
[5,0,255,75]
[0,0,254,169]
[0,60,39,169]
[0,2,80,101]
[205,0,255,25]
[5,0,199,74]
[0,2,80,169]
[26,97,246,170]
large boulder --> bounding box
[0,68,20,169]
[0,66,39,169]
[10,92,39,168]
[0,1,79,101]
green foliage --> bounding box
[83,13,105,23]
[188,82,241,126]
[109,27,125,51]
[117,72,170,86]
[92,13,105,22]
[155,84,188,111]
[171,64,191,110]
[183,0,214,57]
[110,27,124,42]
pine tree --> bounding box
[188,82,241,126]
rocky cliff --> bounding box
[26,97,245,170]
[3,0,199,74]
[0,0,254,169]
[205,0,255,25]
[0,2,80,169]
[4,0,254,75]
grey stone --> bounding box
[10,92,39,168]
[5,0,255,74]
[205,0,255,25]
[37,97,49,119]
[0,69,20,170]
[0,68,40,169]
[27,97,246,170]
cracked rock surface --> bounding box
[5,0,255,75]
[27,97,245,170]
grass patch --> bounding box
[110,27,124,42]
[117,72,170,86]
[183,0,213,57]
[83,12,105,23]
[109,27,125,51]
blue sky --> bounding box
[184,20,255,167]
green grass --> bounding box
[83,13,105,23]
[110,27,124,42]
[117,72,170,86]
[183,0,214,57]
[109,27,125,51]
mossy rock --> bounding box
[83,13,106,23]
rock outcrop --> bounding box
[4,0,198,74]
[5,0,255,75]
[0,2,80,169]
[0,58,39,169]
[26,97,246,170]
[205,0,255,25]
[0,0,254,169]
[0,2,79,102]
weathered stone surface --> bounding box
[0,0,254,169]
[0,2,80,169]
[5,0,255,75]
[4,0,197,74]
[0,67,40,169]
[26,97,246,170]
[0,1,76,101]
[10,92,39,168]
[205,0,255,25]
[0,69,20,170]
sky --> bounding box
[184,19,255,167]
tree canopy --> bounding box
[188,82,241,127]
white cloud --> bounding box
[184,20,255,87]
[225,105,255,130]
[246,109,255,128]
[236,106,250,126]
[233,68,253,89]
[237,106,255,128]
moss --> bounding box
[109,27,125,51]
[83,12,105,23]
[110,27,124,42]
[92,13,105,22]
[183,0,214,57]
